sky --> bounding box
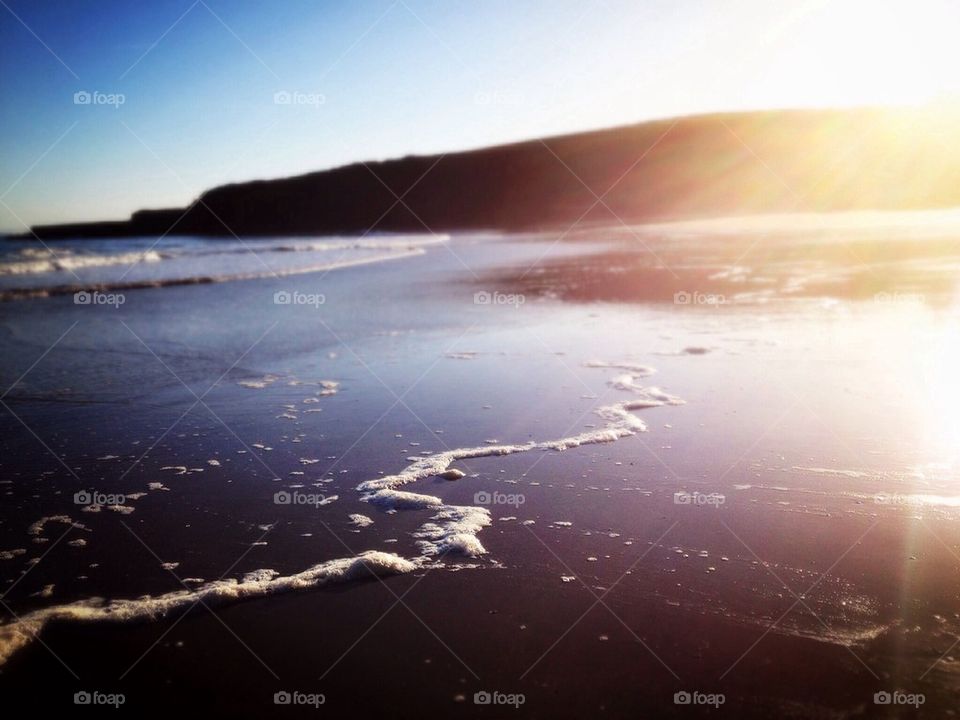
[2,0,959,231]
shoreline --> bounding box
[1,229,958,716]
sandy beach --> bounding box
[1,217,959,717]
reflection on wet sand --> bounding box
[494,210,960,306]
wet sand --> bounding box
[2,216,960,717]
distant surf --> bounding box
[0,234,446,301]
[0,248,166,276]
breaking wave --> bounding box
[0,249,165,276]
[0,235,447,301]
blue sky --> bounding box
[2,0,959,230]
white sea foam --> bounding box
[237,375,280,389]
[0,250,163,276]
[354,397,656,494]
[363,489,444,510]
[606,375,685,406]
[28,515,79,537]
[354,360,682,564]
[577,362,681,423]
[583,360,656,376]
[0,550,423,667]
[413,505,492,557]
[316,380,339,396]
[1,236,450,301]
[0,356,682,666]
[349,514,374,528]
[792,466,869,478]
[874,493,960,508]
[271,235,449,254]
[584,361,683,407]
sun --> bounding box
[739,0,960,110]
